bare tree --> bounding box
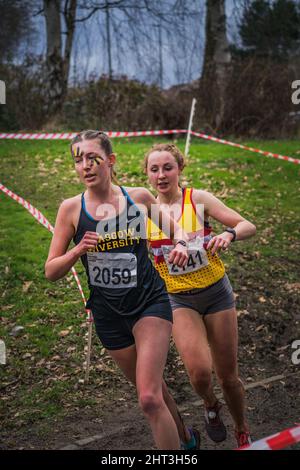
[42,0,204,113]
[200,0,231,130]
[43,0,76,114]
[0,0,36,63]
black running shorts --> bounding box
[92,296,173,350]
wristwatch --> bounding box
[225,228,237,242]
[175,239,188,247]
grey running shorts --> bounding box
[168,274,235,316]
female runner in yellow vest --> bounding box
[145,143,256,448]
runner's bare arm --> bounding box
[131,187,188,267]
[45,199,98,281]
[192,190,256,254]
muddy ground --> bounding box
[1,258,300,451]
[3,371,299,451]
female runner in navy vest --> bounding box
[45,130,200,450]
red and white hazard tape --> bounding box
[0,184,54,233]
[191,131,300,165]
[0,128,299,165]
[0,129,187,140]
[238,425,300,450]
[0,132,77,140]
[0,183,91,321]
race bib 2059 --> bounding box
[87,252,137,288]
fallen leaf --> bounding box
[1,305,14,311]
[237,309,249,317]
[36,359,46,367]
[255,325,265,332]
[0,316,9,324]
[276,345,290,351]
[285,283,300,292]
[22,353,32,359]
[258,296,267,303]
[59,330,70,337]
[9,325,24,337]
[22,281,33,293]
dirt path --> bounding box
[2,371,299,450]
[1,261,299,451]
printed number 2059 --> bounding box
[93,266,131,285]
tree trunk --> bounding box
[43,0,64,114]
[63,0,77,93]
[43,0,77,115]
[200,0,231,130]
[105,0,113,78]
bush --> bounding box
[0,65,192,132]
[62,75,190,132]
[1,57,298,137]
[224,57,298,137]
[0,57,47,131]
[195,56,300,137]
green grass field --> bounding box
[0,136,299,431]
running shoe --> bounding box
[204,401,227,442]
[181,427,201,450]
[235,430,252,448]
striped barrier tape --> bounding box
[0,128,299,165]
[0,129,187,140]
[238,425,300,450]
[190,131,300,165]
[0,183,91,321]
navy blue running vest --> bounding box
[73,186,168,316]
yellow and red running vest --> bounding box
[148,188,225,293]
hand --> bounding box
[168,243,188,267]
[206,232,233,255]
[75,231,99,256]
